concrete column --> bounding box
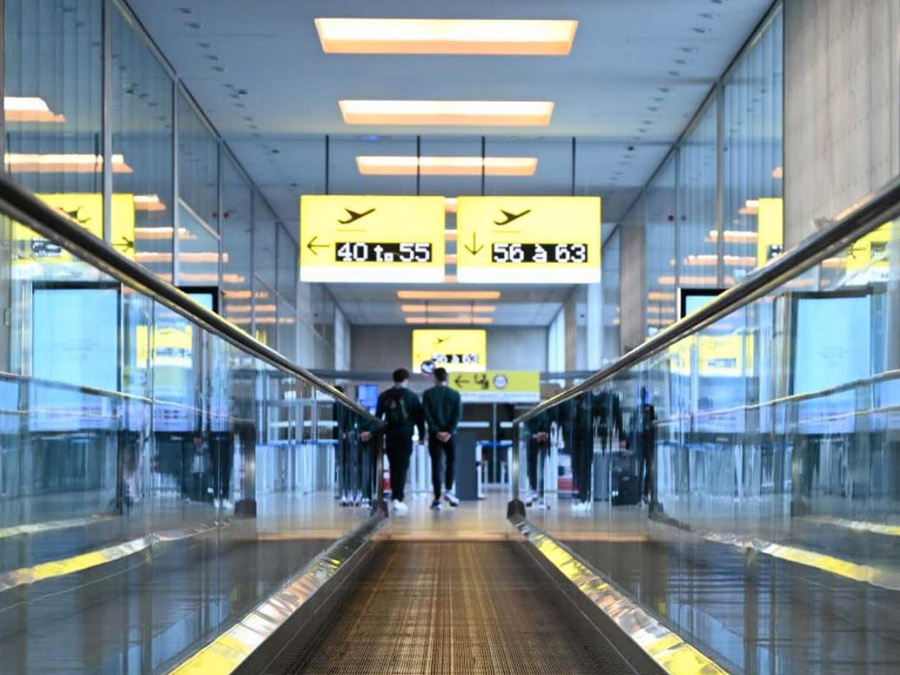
[784,0,900,245]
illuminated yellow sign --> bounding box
[450,370,539,403]
[846,222,891,275]
[14,193,136,263]
[412,329,486,373]
[757,197,783,267]
[456,196,601,283]
[299,195,445,283]
[698,334,755,377]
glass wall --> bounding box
[518,214,900,673]
[4,0,301,351]
[1,1,371,669]
[612,5,784,342]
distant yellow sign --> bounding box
[450,370,540,403]
[698,334,755,377]
[13,193,136,263]
[456,196,601,283]
[757,197,783,267]
[412,329,486,373]
[300,195,445,283]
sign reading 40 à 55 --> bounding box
[456,196,601,284]
[300,195,445,283]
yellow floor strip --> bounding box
[514,516,729,675]
[0,522,219,593]
[695,529,900,592]
[803,515,900,537]
[0,514,114,539]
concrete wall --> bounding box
[350,325,548,373]
[784,0,900,246]
[620,223,645,351]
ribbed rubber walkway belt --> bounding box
[270,541,640,674]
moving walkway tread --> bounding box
[268,541,642,674]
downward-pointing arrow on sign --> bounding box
[463,232,483,255]
[306,235,329,256]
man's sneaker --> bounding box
[572,500,592,512]
[443,492,459,507]
[430,499,442,510]
[525,492,538,507]
[393,500,409,515]
[534,497,549,510]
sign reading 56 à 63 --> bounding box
[456,196,601,284]
[300,195,445,283]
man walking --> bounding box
[422,367,462,510]
[375,368,425,514]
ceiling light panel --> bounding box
[397,290,501,300]
[357,155,537,176]
[405,316,494,325]
[339,100,554,126]
[400,304,496,313]
[315,18,578,56]
[4,96,66,123]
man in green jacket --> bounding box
[422,367,462,510]
[375,368,425,514]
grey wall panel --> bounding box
[620,224,646,351]
[784,0,900,246]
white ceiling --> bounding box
[127,0,773,325]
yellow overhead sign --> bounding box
[450,370,540,403]
[757,197,783,267]
[412,329,487,373]
[299,195,445,283]
[456,196,601,283]
[14,193,135,263]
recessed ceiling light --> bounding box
[405,316,494,325]
[398,290,501,300]
[133,194,167,211]
[339,100,555,126]
[401,304,496,313]
[4,96,66,123]
[356,155,538,176]
[315,18,578,55]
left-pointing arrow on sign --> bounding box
[306,235,329,256]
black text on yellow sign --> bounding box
[456,196,601,284]
[300,195,446,283]
[412,329,487,374]
[451,371,540,403]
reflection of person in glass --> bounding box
[358,415,380,507]
[525,410,552,508]
[633,386,657,508]
[333,386,358,506]
[571,394,595,511]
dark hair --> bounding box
[434,367,448,383]
[392,368,410,383]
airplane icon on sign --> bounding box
[338,207,375,224]
[494,209,531,226]
[434,337,449,345]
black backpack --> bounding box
[383,389,410,428]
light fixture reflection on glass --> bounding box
[445,199,458,214]
[398,290,500,300]
[738,199,759,216]
[339,100,555,126]
[315,18,578,55]
[4,96,66,123]
[133,194,167,211]
[708,229,758,243]
[356,155,538,176]
[5,153,133,173]
[137,251,228,264]
[134,226,196,241]
[405,316,493,325]
[772,166,783,179]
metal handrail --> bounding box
[0,173,378,423]
[514,174,900,425]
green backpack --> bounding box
[384,389,409,428]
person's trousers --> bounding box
[572,442,593,503]
[385,432,413,502]
[428,435,455,499]
[359,441,374,500]
[527,440,548,492]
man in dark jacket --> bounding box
[375,368,425,514]
[525,409,553,508]
[422,367,462,510]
